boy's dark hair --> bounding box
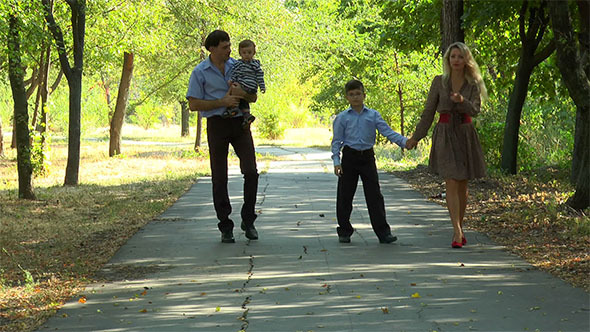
[239,39,256,49]
[204,30,230,50]
[345,79,364,94]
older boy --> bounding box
[331,79,412,243]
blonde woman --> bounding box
[406,42,487,248]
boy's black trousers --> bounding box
[336,146,391,237]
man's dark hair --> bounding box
[239,39,256,49]
[204,30,230,50]
[345,79,364,94]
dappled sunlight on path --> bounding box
[38,147,589,332]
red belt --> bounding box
[439,113,472,124]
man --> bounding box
[186,30,259,243]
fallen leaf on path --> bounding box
[381,307,389,314]
[78,297,87,303]
[141,290,147,296]
[139,309,147,313]
[215,306,221,312]
[411,292,421,298]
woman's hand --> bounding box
[406,138,418,150]
[450,92,464,103]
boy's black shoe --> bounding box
[378,233,397,244]
[240,222,258,240]
[222,108,239,119]
[338,235,351,243]
[241,113,256,129]
[221,230,235,243]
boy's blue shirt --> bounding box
[186,56,237,118]
[331,106,408,166]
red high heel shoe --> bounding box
[452,241,463,248]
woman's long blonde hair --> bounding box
[442,42,488,100]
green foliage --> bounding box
[30,129,51,176]
[0,0,581,181]
[129,102,162,130]
[256,106,283,140]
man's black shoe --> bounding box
[378,233,397,244]
[221,230,235,243]
[241,222,258,240]
[338,235,351,243]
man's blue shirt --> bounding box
[331,106,407,166]
[186,57,236,118]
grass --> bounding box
[0,126,215,331]
[0,125,334,331]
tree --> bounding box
[549,0,589,210]
[0,116,4,158]
[109,52,133,157]
[7,9,36,199]
[180,100,189,137]
[42,0,86,186]
[500,0,555,174]
[441,0,464,54]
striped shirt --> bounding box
[331,106,408,166]
[230,59,266,94]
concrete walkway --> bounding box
[39,147,589,332]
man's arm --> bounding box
[188,90,240,112]
[230,82,257,103]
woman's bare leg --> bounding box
[458,179,468,230]
[445,179,463,244]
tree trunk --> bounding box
[8,13,36,200]
[39,44,51,152]
[194,112,202,152]
[441,0,464,54]
[109,52,134,157]
[181,100,190,137]
[25,67,39,100]
[64,71,82,186]
[394,52,405,154]
[43,0,86,186]
[550,0,590,209]
[501,58,534,174]
[500,0,554,174]
[31,50,45,129]
[0,117,5,158]
[11,117,16,149]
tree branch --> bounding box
[42,0,72,79]
[533,39,555,67]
